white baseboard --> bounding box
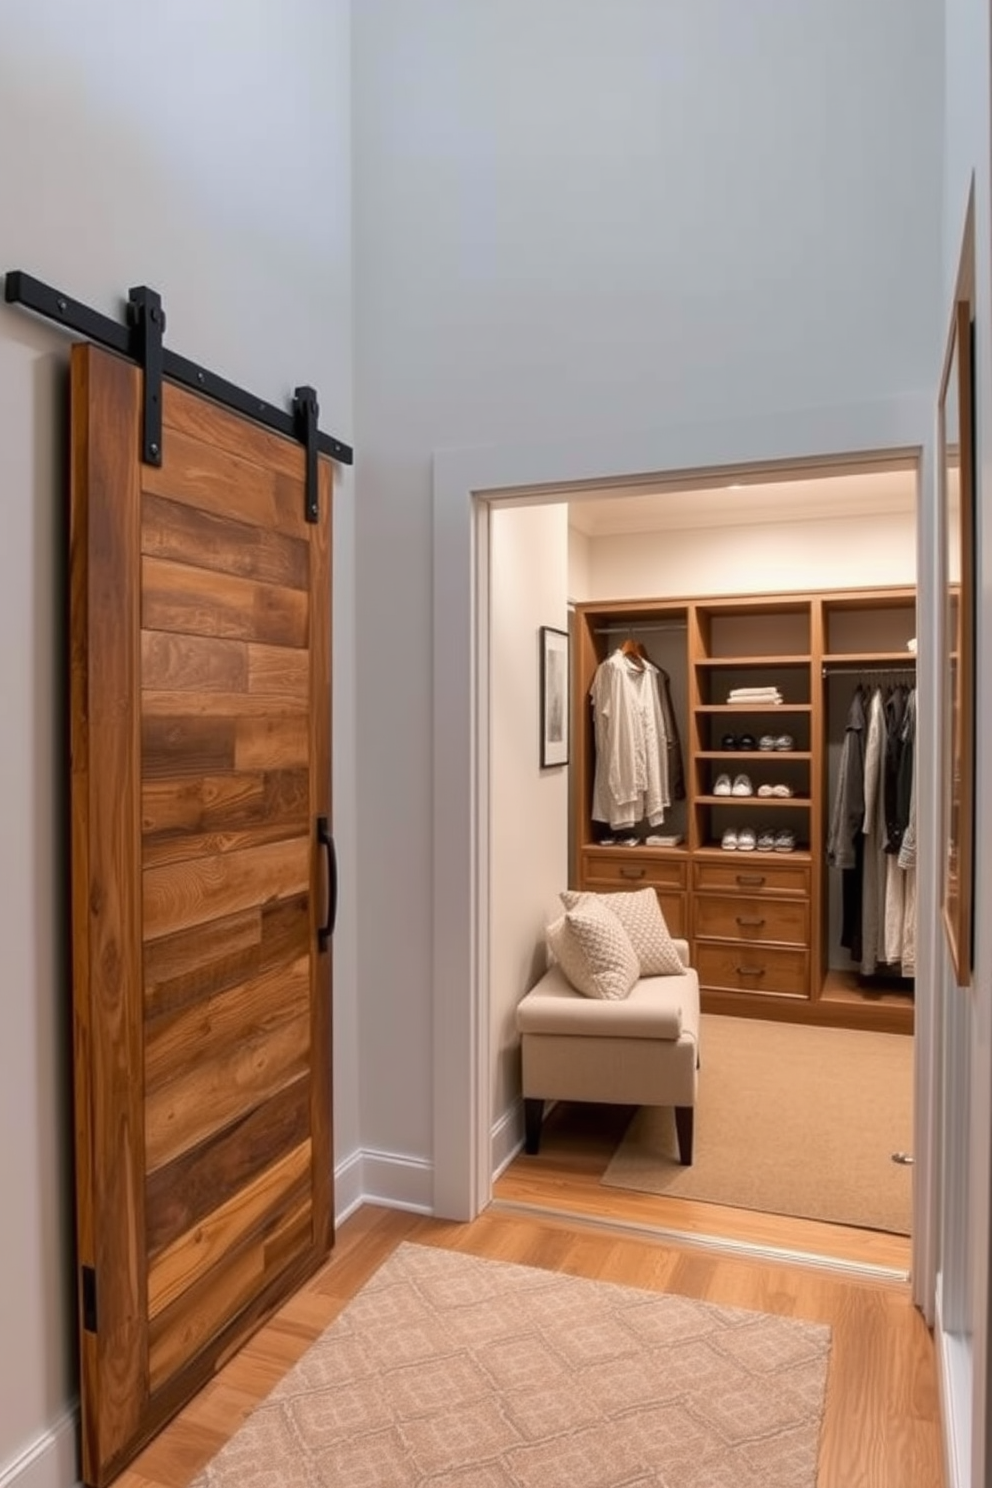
[490,1101,524,1180]
[333,1148,365,1225]
[0,1409,79,1488]
[935,1281,972,1488]
[358,1147,433,1214]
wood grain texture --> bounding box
[145,1007,311,1176]
[247,643,309,700]
[142,492,309,591]
[161,382,307,491]
[148,1194,312,1391]
[142,716,236,781]
[142,632,248,694]
[144,426,301,532]
[148,1142,312,1320]
[142,556,309,649]
[143,897,309,1023]
[145,956,311,1095]
[114,1204,944,1488]
[146,1077,311,1257]
[142,770,308,842]
[70,344,148,1483]
[143,837,309,940]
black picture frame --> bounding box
[540,625,569,768]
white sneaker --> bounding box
[757,784,774,797]
[731,774,753,796]
[737,827,757,851]
[771,783,793,797]
[713,773,732,796]
[721,828,738,851]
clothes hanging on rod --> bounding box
[589,648,672,829]
[826,678,916,978]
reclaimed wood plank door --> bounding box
[69,343,334,1487]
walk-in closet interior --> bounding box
[489,462,920,1225]
[561,468,919,1040]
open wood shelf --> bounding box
[572,585,917,1035]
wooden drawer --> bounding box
[694,894,808,947]
[694,942,809,998]
[656,892,687,939]
[581,850,687,890]
[693,858,809,896]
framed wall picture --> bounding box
[540,625,570,768]
[939,189,976,986]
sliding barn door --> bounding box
[69,343,334,1487]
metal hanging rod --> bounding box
[3,270,353,521]
[822,665,916,678]
[595,621,688,636]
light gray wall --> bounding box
[352,0,942,1180]
[0,5,355,1483]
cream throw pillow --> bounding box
[560,887,686,976]
[545,898,639,1001]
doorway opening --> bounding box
[483,454,923,1275]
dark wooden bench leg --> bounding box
[674,1106,694,1166]
[524,1098,544,1155]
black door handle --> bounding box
[317,816,337,952]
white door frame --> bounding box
[431,400,937,1316]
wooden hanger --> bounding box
[620,638,648,671]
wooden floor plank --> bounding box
[114,1202,944,1488]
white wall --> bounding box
[0,5,355,1484]
[584,510,918,600]
[940,0,992,1483]
[568,527,593,604]
[353,0,942,1200]
[489,506,569,1161]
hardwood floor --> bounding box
[116,1185,943,1488]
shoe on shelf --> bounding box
[774,829,796,853]
[713,773,732,795]
[721,733,738,751]
[721,828,738,851]
[757,828,776,852]
[731,773,753,796]
[758,735,776,751]
[771,783,793,797]
[737,827,757,851]
[757,783,774,797]
[738,733,757,752]
[774,734,795,752]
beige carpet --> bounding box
[190,1242,831,1488]
[603,1014,913,1234]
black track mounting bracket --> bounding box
[127,286,165,467]
[294,385,320,523]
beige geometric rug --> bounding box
[190,1241,830,1488]
[603,1014,913,1234]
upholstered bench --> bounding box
[516,934,700,1164]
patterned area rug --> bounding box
[190,1242,831,1488]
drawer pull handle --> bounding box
[619,866,646,880]
[736,874,766,886]
[736,916,765,928]
[736,965,766,977]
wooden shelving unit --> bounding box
[571,585,916,1035]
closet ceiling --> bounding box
[567,467,916,537]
